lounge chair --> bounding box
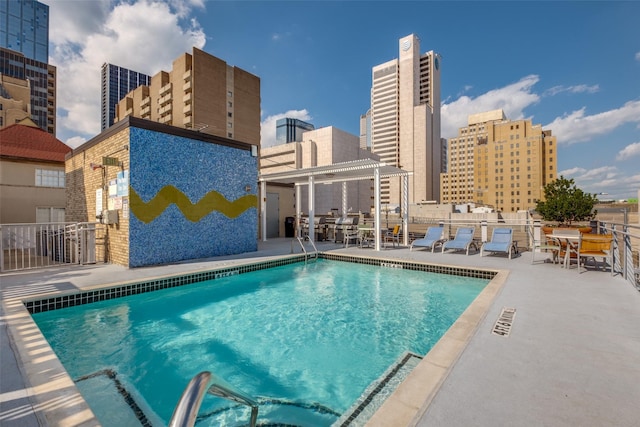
[578,233,613,274]
[410,226,445,252]
[480,228,517,259]
[442,227,477,255]
[531,233,561,265]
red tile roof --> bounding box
[0,124,71,163]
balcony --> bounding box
[140,106,151,116]
[159,83,172,96]
[183,80,192,91]
[159,94,172,106]
[183,92,192,103]
[159,114,172,124]
[183,69,192,81]
[183,115,192,126]
[183,103,192,114]
[140,97,151,108]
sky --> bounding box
[42,0,640,200]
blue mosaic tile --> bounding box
[128,128,258,267]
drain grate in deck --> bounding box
[491,307,516,337]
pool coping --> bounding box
[3,253,506,427]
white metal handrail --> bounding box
[169,371,258,427]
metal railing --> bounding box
[0,222,104,272]
[294,236,318,262]
[169,371,258,427]
[598,221,640,289]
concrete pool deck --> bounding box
[1,238,639,426]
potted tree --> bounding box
[535,176,598,234]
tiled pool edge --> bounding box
[6,253,505,427]
[364,269,509,427]
[2,297,99,427]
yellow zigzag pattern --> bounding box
[129,185,257,224]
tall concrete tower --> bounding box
[370,34,441,205]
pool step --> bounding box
[332,351,423,427]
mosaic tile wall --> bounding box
[128,127,258,267]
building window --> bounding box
[228,122,232,128]
[227,91,233,97]
[36,169,65,188]
[36,207,65,223]
[228,101,232,108]
[228,133,233,138]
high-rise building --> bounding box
[0,47,56,134]
[0,0,49,63]
[0,1,54,135]
[101,63,151,130]
[359,110,371,150]
[440,109,557,213]
[369,34,442,205]
[275,118,314,144]
[115,47,260,146]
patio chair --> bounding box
[343,228,360,248]
[410,226,445,252]
[383,225,401,248]
[578,233,613,275]
[553,228,581,269]
[442,227,477,255]
[531,233,561,265]
[480,228,517,259]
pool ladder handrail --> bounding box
[296,236,318,262]
[168,371,258,427]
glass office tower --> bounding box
[0,0,49,63]
[276,118,315,145]
[101,63,151,130]
[0,1,54,134]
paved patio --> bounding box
[1,238,639,426]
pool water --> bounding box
[33,259,488,426]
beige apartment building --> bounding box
[260,126,378,236]
[440,109,557,213]
[369,34,442,206]
[0,123,71,224]
[115,47,260,146]
[0,74,31,129]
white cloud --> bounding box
[558,167,586,177]
[66,136,88,148]
[543,84,599,96]
[616,141,640,161]
[545,100,640,145]
[260,109,313,148]
[636,52,640,61]
[44,0,205,147]
[559,165,640,199]
[441,75,540,138]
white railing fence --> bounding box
[1,222,105,273]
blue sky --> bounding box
[44,0,640,200]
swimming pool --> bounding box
[32,258,490,426]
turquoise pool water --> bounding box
[33,259,488,426]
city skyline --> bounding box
[42,0,640,200]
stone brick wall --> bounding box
[65,127,131,266]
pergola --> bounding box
[258,159,412,251]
